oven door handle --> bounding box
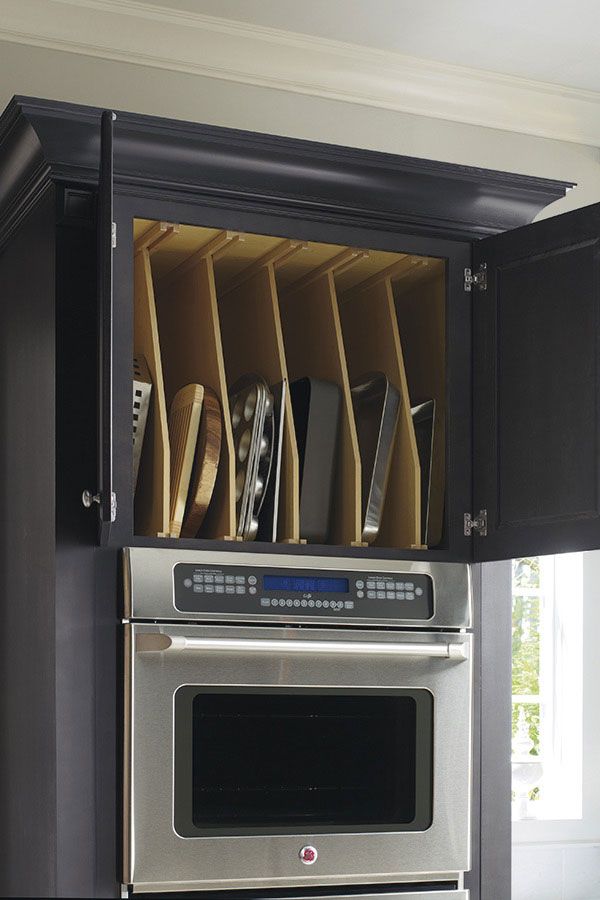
[136,634,468,660]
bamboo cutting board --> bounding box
[168,384,204,537]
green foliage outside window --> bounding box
[512,557,541,757]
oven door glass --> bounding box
[174,687,433,836]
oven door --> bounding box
[124,624,472,894]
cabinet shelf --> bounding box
[132,219,446,552]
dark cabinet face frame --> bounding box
[111,191,473,561]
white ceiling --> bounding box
[139,0,600,92]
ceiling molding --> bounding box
[1,0,600,146]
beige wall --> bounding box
[1,38,599,218]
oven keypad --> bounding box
[258,597,354,610]
[175,564,433,619]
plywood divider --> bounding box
[218,265,300,543]
[279,272,362,546]
[339,277,423,549]
[285,247,368,295]
[133,223,179,536]
[159,230,241,286]
[393,261,446,547]
[343,254,424,296]
[155,251,237,540]
[221,239,307,294]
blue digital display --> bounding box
[263,575,349,594]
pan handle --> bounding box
[136,634,468,660]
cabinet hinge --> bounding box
[82,489,118,522]
[112,221,117,249]
[464,262,487,292]
[464,509,487,537]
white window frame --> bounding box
[512,551,600,845]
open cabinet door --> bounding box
[82,110,117,542]
[473,202,600,562]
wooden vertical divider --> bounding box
[155,236,237,540]
[133,222,178,536]
[393,261,446,547]
[279,270,362,546]
[218,265,300,543]
[338,276,423,549]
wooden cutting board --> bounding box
[181,387,222,538]
[168,384,204,538]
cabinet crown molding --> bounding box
[0,95,573,249]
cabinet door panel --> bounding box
[96,110,116,542]
[473,202,600,561]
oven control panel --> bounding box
[173,563,433,620]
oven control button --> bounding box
[183,578,192,588]
[366,581,376,590]
[249,587,257,595]
[248,575,257,585]
[299,845,318,865]
[355,579,364,589]
[356,590,364,598]
[416,587,424,596]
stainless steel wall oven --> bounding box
[123,549,472,897]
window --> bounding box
[511,553,583,822]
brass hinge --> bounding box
[464,262,487,292]
[464,509,487,537]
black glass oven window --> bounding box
[177,690,432,833]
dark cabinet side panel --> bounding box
[474,202,600,560]
[0,187,57,897]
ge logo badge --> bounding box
[299,845,318,865]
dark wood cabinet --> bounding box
[3,96,592,568]
[0,95,597,897]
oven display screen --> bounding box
[263,575,349,593]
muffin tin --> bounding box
[229,376,275,540]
